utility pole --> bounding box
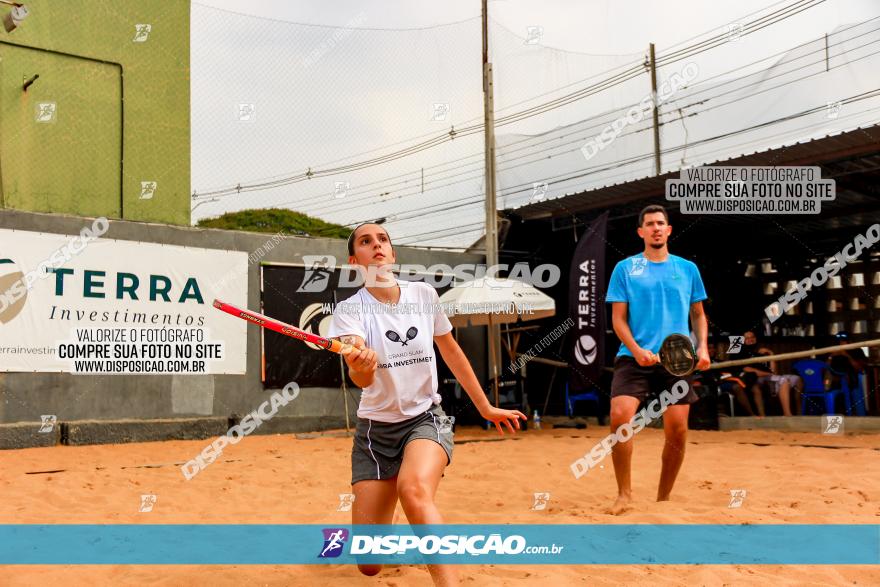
[482,0,501,405]
[648,43,661,176]
[482,0,498,266]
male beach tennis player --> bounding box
[604,205,710,514]
[328,223,525,585]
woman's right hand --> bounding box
[341,337,377,374]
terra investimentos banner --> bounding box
[0,226,247,374]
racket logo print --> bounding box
[629,257,647,276]
[298,256,335,293]
[573,335,598,365]
[240,312,265,326]
[386,327,418,346]
[319,528,349,558]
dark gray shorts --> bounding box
[351,403,454,485]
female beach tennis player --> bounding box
[328,222,526,585]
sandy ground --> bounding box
[1,424,879,586]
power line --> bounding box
[193,0,827,201]
[299,31,880,224]
[275,12,879,222]
[395,91,880,242]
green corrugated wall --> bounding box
[0,0,189,224]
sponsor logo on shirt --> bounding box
[386,327,418,346]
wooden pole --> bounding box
[711,339,880,370]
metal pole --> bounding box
[482,0,501,396]
[489,313,499,407]
[648,43,661,176]
[333,290,352,434]
[482,0,498,268]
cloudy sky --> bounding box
[190,0,880,248]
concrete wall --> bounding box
[0,0,190,225]
[0,210,486,447]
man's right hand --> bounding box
[634,347,658,367]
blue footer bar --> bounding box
[2,524,878,565]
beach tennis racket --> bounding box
[658,333,697,376]
[213,299,347,354]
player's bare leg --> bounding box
[731,383,756,416]
[397,439,457,586]
[352,479,398,576]
[777,379,793,416]
[609,395,640,514]
[751,384,766,418]
[657,404,689,501]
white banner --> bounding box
[0,227,248,374]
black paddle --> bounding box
[658,333,697,376]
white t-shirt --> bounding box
[327,281,454,423]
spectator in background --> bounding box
[735,331,772,417]
[739,331,801,417]
[706,333,756,417]
[827,331,867,390]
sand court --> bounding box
[2,424,878,585]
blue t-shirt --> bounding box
[605,253,707,358]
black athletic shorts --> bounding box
[610,355,699,405]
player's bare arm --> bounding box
[611,302,656,366]
[434,333,526,434]
[336,335,377,387]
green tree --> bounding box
[197,208,350,239]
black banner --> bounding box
[261,264,358,388]
[568,211,608,392]
[261,262,453,389]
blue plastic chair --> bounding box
[792,359,851,415]
[565,382,600,417]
